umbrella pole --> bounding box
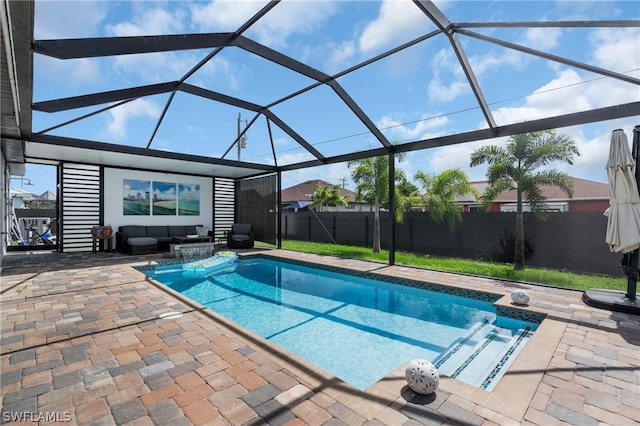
[627,250,639,301]
[630,125,640,301]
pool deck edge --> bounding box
[1,248,638,426]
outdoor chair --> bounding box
[227,223,254,249]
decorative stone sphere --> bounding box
[511,289,530,305]
[405,359,439,394]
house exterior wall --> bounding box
[104,168,214,233]
[568,199,610,212]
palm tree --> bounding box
[310,184,348,212]
[469,130,579,270]
[396,170,421,214]
[348,153,406,253]
[414,169,478,231]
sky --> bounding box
[17,0,640,198]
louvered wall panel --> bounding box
[214,177,235,239]
[60,164,101,252]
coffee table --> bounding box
[172,236,212,244]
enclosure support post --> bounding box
[277,171,282,249]
[388,152,396,266]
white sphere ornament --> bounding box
[405,359,439,394]
[511,289,530,305]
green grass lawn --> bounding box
[260,240,627,292]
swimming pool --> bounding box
[141,256,540,391]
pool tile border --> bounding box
[141,253,544,324]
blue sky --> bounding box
[20,0,640,197]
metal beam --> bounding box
[233,36,329,83]
[262,110,325,161]
[412,0,451,33]
[179,83,265,112]
[179,84,325,161]
[457,28,640,86]
[413,1,497,132]
[33,33,235,59]
[36,99,135,134]
[221,113,261,159]
[456,20,640,29]
[32,82,177,112]
[146,92,176,149]
[179,1,280,84]
[234,35,392,149]
[266,117,278,167]
[28,133,277,171]
[327,82,392,149]
[397,101,640,153]
[276,101,640,172]
[449,33,497,131]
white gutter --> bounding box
[1,0,21,129]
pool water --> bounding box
[144,256,538,391]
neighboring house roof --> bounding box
[281,179,357,203]
[494,177,608,202]
[35,190,56,201]
[454,177,608,204]
[9,187,33,200]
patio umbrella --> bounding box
[284,200,312,210]
[604,128,640,300]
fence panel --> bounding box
[281,211,622,276]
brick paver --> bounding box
[1,250,638,425]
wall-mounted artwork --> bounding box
[123,179,151,215]
[178,184,200,216]
[122,179,201,216]
[152,181,177,216]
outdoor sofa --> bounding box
[116,225,204,255]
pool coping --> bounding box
[135,249,567,423]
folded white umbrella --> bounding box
[604,129,640,253]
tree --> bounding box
[310,184,348,212]
[469,130,579,270]
[414,169,478,231]
[395,171,421,214]
[348,153,406,253]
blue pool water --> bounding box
[143,256,539,391]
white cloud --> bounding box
[428,79,468,103]
[563,119,638,183]
[191,0,268,32]
[192,1,337,48]
[325,41,356,74]
[525,27,562,51]
[250,1,338,48]
[103,5,191,82]
[492,69,592,125]
[359,0,427,54]
[590,27,640,73]
[35,56,101,86]
[420,138,509,181]
[277,151,317,166]
[312,163,353,188]
[35,1,108,38]
[109,51,196,83]
[377,113,449,142]
[107,7,186,36]
[106,99,161,140]
[427,26,562,103]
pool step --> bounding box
[433,322,533,391]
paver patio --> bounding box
[1,249,638,425]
